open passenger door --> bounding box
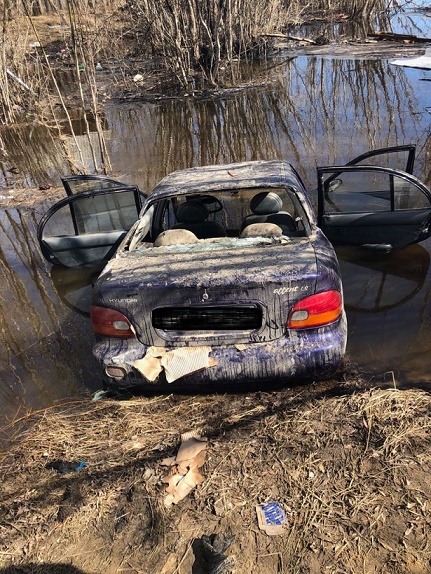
[38,176,146,267]
[317,146,431,251]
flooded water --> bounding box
[0,205,100,427]
[2,10,431,429]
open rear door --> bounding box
[317,165,431,250]
[38,185,144,267]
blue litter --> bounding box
[256,501,288,535]
[260,502,286,525]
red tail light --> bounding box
[90,306,135,338]
[288,290,343,329]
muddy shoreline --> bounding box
[1,374,431,574]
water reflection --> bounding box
[338,244,430,313]
[339,241,431,384]
[0,124,69,190]
[1,48,430,191]
[0,206,99,431]
[50,265,102,317]
[105,55,431,194]
[290,3,431,41]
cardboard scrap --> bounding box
[134,346,217,383]
[161,347,216,383]
[133,346,165,381]
[256,502,287,536]
[133,356,163,381]
[176,435,208,463]
[235,344,247,351]
[161,432,208,507]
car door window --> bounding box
[324,170,431,214]
[38,188,142,267]
[61,175,134,196]
[317,165,431,250]
[72,191,141,234]
[344,145,415,172]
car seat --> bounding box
[241,191,297,235]
[171,200,226,239]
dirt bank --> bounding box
[1,371,430,574]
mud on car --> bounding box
[38,146,431,389]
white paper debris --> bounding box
[390,48,431,69]
[161,346,216,383]
[161,432,208,506]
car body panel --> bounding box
[96,236,320,347]
[86,160,346,388]
[93,314,347,388]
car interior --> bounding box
[149,187,309,246]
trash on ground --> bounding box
[256,501,288,536]
[194,533,235,574]
[161,431,207,506]
[45,460,88,474]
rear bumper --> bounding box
[93,314,347,389]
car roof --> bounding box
[149,160,303,201]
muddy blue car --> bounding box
[38,146,431,388]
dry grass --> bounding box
[1,380,431,573]
[126,0,397,91]
[0,0,400,124]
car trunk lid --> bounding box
[95,238,318,346]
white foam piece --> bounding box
[390,47,431,69]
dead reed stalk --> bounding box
[126,0,398,91]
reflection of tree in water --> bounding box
[289,6,429,43]
[0,125,68,189]
[0,208,57,358]
[107,55,429,192]
[0,48,429,192]
[0,208,97,419]
[283,57,425,177]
